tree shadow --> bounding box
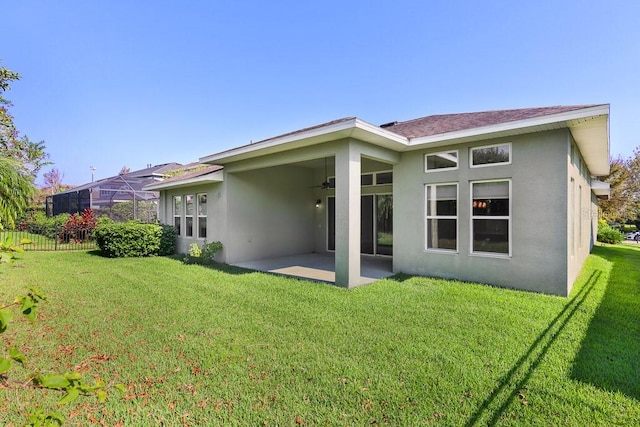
[570,245,640,400]
[466,270,601,426]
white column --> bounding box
[334,143,361,287]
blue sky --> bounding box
[3,0,639,185]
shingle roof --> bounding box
[382,105,603,139]
[150,164,223,186]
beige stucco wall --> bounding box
[161,182,226,257]
[393,129,575,296]
[223,165,317,264]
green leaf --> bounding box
[9,346,25,364]
[96,390,108,402]
[0,308,14,333]
[36,373,71,389]
[64,371,82,381]
[21,297,37,323]
[58,387,80,405]
[0,357,11,374]
[28,286,48,302]
[114,383,127,393]
[20,238,33,245]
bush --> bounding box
[94,221,175,257]
[597,219,624,244]
[158,224,177,256]
[183,240,223,265]
[59,209,98,243]
[18,212,69,239]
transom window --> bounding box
[328,171,392,188]
[425,151,458,172]
[425,183,458,251]
[471,180,511,256]
[470,143,511,167]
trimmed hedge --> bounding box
[94,221,177,257]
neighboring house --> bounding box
[49,163,181,217]
[146,105,610,296]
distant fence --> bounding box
[1,227,97,252]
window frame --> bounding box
[469,179,512,257]
[172,195,182,236]
[184,194,194,237]
[197,193,207,239]
[425,150,459,173]
[424,182,459,253]
[470,142,512,168]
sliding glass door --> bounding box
[327,194,392,256]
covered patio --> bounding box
[234,253,394,286]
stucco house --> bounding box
[146,104,610,296]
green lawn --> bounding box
[0,245,638,425]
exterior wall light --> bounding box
[315,199,322,208]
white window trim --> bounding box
[469,179,512,258]
[196,193,207,239]
[172,195,182,236]
[424,182,459,253]
[425,150,459,173]
[470,142,512,168]
[184,194,195,237]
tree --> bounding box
[0,62,50,225]
[0,157,34,228]
[43,168,65,195]
[0,62,51,177]
[600,152,640,222]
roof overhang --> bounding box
[591,180,610,200]
[144,170,224,191]
[200,105,610,176]
[406,104,610,176]
[200,118,408,165]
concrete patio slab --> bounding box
[233,253,393,286]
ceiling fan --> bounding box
[311,158,331,190]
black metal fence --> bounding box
[0,227,97,252]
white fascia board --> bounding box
[200,118,409,164]
[200,119,359,164]
[144,171,224,191]
[591,180,610,199]
[407,105,610,148]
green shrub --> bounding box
[183,240,223,265]
[18,212,69,239]
[158,224,177,256]
[597,219,624,244]
[94,221,169,257]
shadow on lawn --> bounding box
[570,245,640,400]
[466,270,601,427]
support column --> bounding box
[334,143,361,288]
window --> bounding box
[376,171,393,185]
[327,171,392,188]
[425,183,458,251]
[173,196,182,235]
[425,151,458,172]
[471,180,510,255]
[361,174,374,186]
[470,143,511,167]
[197,193,207,238]
[185,194,194,237]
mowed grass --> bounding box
[0,245,638,426]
